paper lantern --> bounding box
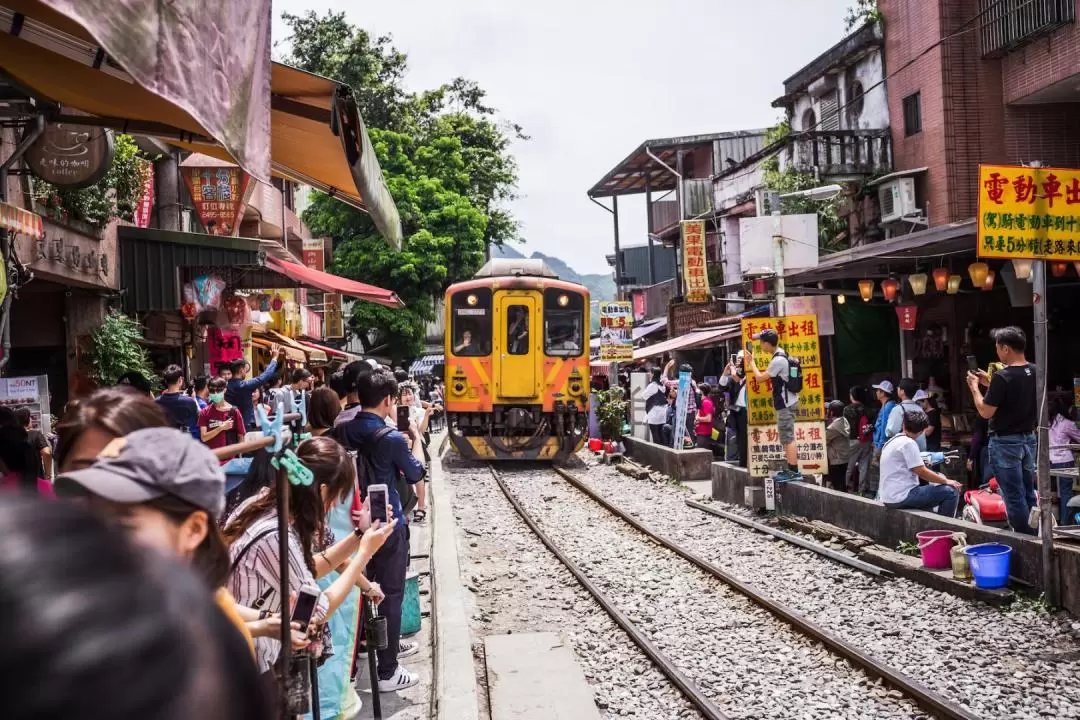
[1052,262,1069,278]
[947,274,962,294]
[836,293,846,305]
[271,294,284,312]
[1075,261,1080,278]
[907,273,928,296]
[1011,259,1033,280]
[881,278,899,303]
[181,302,198,321]
[968,262,989,287]
[858,279,874,302]
[932,267,949,292]
[982,270,996,291]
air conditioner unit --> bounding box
[877,178,918,224]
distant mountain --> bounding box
[491,244,616,332]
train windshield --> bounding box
[544,289,584,357]
[451,288,491,356]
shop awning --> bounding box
[632,324,740,360]
[0,201,43,239]
[264,256,404,309]
[633,317,668,341]
[299,340,355,363]
[409,353,445,376]
[251,331,306,363]
[0,2,402,247]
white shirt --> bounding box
[766,351,799,408]
[643,381,669,425]
[878,434,924,504]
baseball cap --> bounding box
[57,428,226,520]
[753,328,779,344]
[912,389,930,402]
[872,380,895,394]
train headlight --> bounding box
[452,380,467,395]
[568,380,583,396]
[557,294,569,307]
[466,294,478,306]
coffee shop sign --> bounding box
[34,235,109,277]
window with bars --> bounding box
[980,0,1075,57]
[903,93,922,137]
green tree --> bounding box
[844,0,881,31]
[280,11,525,361]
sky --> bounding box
[273,0,856,275]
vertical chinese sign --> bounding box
[681,220,710,303]
[302,238,326,272]
[132,171,155,228]
[598,301,634,361]
[324,294,344,338]
[740,315,828,479]
[182,166,252,236]
[978,164,1080,261]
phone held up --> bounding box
[966,355,979,374]
[368,483,389,525]
[397,404,411,432]
[291,582,322,639]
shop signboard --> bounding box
[324,293,344,338]
[783,295,834,336]
[748,421,829,479]
[132,172,155,228]
[0,375,51,438]
[598,300,633,362]
[681,220,710,303]
[182,166,252,236]
[978,163,1080,261]
[302,238,326,273]
[742,315,824,424]
[25,121,115,188]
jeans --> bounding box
[1052,461,1076,525]
[885,483,959,517]
[846,441,872,492]
[988,433,1037,535]
[365,526,409,679]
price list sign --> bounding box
[741,315,824,424]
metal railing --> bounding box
[980,0,1075,57]
[781,129,892,179]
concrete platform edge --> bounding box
[430,445,482,720]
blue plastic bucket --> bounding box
[963,543,1012,589]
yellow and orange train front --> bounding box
[443,277,589,461]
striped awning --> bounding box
[409,353,444,376]
[0,202,43,239]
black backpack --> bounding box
[352,426,418,517]
[776,350,803,394]
[645,384,666,413]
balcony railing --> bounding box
[980,0,1074,57]
[780,130,891,179]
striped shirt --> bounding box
[226,500,330,673]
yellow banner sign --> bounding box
[978,163,1080,260]
[740,315,822,371]
[748,421,829,479]
[681,220,710,303]
[746,368,825,424]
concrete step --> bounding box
[484,632,600,720]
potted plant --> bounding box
[88,310,157,387]
[596,387,629,444]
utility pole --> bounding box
[1033,250,1056,605]
[768,190,785,316]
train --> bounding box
[442,258,590,461]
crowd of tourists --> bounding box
[0,347,445,719]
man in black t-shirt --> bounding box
[967,326,1037,535]
[14,407,50,479]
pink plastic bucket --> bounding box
[916,530,956,569]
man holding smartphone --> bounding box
[336,370,426,692]
[747,328,801,480]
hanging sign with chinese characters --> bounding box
[741,315,824,425]
[598,300,634,362]
[324,293,344,339]
[132,171,155,228]
[182,166,252,236]
[681,219,710,303]
[748,421,829,479]
[896,304,918,331]
[978,164,1080,261]
[302,238,326,273]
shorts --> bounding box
[776,406,796,445]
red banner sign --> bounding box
[133,171,154,228]
[632,291,646,321]
[182,166,250,236]
[302,238,326,273]
[896,304,918,331]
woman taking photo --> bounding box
[223,436,395,675]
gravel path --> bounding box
[444,457,702,720]
[572,452,1077,720]
[496,463,933,720]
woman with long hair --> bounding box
[55,386,169,473]
[223,436,395,675]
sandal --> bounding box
[412,509,427,524]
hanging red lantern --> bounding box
[1051,261,1069,278]
[181,302,197,321]
[932,267,949,292]
[271,294,284,312]
[881,277,899,303]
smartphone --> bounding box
[745,341,752,354]
[966,355,979,373]
[368,483,388,524]
[291,582,322,638]
[397,404,411,432]
[730,354,737,366]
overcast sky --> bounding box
[273,0,856,274]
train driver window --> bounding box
[544,290,584,357]
[451,289,491,356]
[507,305,530,355]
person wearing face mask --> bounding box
[198,377,246,454]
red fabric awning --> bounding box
[299,340,356,361]
[632,324,740,360]
[264,256,403,308]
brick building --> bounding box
[881,0,1079,224]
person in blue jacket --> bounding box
[865,379,897,498]
[225,347,285,430]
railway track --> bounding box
[489,462,983,720]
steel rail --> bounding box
[551,466,982,720]
[488,466,730,720]
[684,499,893,578]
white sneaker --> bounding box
[398,640,420,658]
[378,666,419,693]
